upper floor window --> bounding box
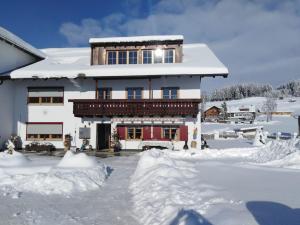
[164,49,174,63]
[162,87,179,99]
[154,49,163,64]
[129,51,138,64]
[98,88,112,100]
[28,87,64,105]
[127,87,143,99]
[118,51,127,64]
[143,50,152,64]
[107,51,117,64]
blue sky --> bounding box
[0,0,155,48]
[1,0,300,90]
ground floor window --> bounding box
[127,127,143,140]
[162,127,179,140]
[26,122,63,141]
[117,125,186,141]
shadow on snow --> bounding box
[247,201,300,225]
[169,209,213,225]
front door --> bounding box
[97,124,111,150]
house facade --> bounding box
[0,27,228,150]
[204,106,221,121]
[227,105,256,123]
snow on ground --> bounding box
[0,151,107,196]
[0,154,139,225]
[1,140,300,225]
[130,140,300,225]
[203,115,298,134]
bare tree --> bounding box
[262,96,277,122]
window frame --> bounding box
[118,51,127,64]
[162,126,180,140]
[161,87,179,99]
[97,88,112,100]
[26,122,63,141]
[142,50,153,64]
[128,50,138,64]
[164,49,175,63]
[27,87,64,105]
[107,51,117,65]
[126,127,143,140]
[126,87,144,100]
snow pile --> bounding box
[251,140,299,163]
[250,140,300,169]
[0,151,30,167]
[0,152,107,195]
[130,149,238,225]
[57,151,98,168]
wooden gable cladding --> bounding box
[91,41,183,65]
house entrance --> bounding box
[97,124,111,150]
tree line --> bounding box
[207,80,300,101]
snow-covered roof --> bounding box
[89,35,183,44]
[9,43,228,79]
[0,27,46,59]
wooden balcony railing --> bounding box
[68,99,201,117]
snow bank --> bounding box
[130,149,236,225]
[250,140,300,169]
[0,151,30,167]
[0,152,107,195]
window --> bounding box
[127,87,143,99]
[143,50,152,64]
[164,49,174,63]
[162,87,179,99]
[162,127,179,140]
[129,51,138,64]
[26,123,63,141]
[118,51,127,64]
[28,87,64,104]
[107,51,117,64]
[127,127,142,140]
[154,49,163,64]
[98,88,112,100]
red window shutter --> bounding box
[117,126,126,140]
[153,126,161,140]
[180,125,188,141]
[143,126,151,140]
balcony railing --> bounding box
[68,99,201,117]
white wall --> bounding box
[0,40,37,74]
[13,76,201,149]
[98,76,201,99]
[0,80,14,147]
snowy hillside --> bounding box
[206,96,300,114]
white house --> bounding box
[0,27,228,150]
[227,105,256,123]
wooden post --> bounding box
[148,78,152,99]
[298,116,300,136]
[95,79,98,99]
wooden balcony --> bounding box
[68,99,201,117]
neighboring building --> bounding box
[227,105,256,123]
[204,106,221,121]
[0,27,229,150]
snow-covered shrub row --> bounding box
[130,149,235,225]
[0,151,107,195]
